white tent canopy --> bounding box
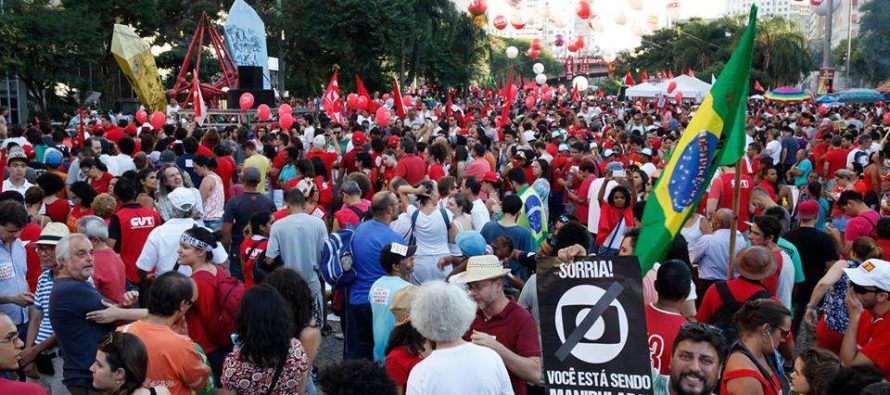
[625,75,712,101]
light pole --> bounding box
[822,0,833,69]
[845,0,853,87]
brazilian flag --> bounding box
[635,6,757,272]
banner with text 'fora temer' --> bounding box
[537,255,652,395]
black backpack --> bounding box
[708,281,772,351]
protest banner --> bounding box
[538,255,652,395]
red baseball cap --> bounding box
[481,172,499,183]
[797,200,819,220]
[352,131,369,145]
[388,135,401,148]
[22,145,35,160]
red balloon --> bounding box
[239,92,255,112]
[402,95,413,107]
[468,0,487,16]
[278,104,293,115]
[279,113,295,130]
[883,112,890,125]
[493,15,508,30]
[525,97,535,109]
[257,104,271,121]
[576,0,592,19]
[531,38,543,51]
[149,111,166,130]
[818,104,829,116]
[667,81,678,94]
[543,91,553,102]
[528,49,540,59]
[375,107,391,126]
[346,93,359,110]
[382,93,390,101]
[574,36,585,49]
[135,110,148,124]
[674,92,683,102]
[568,43,578,53]
[357,96,369,110]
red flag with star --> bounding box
[322,71,344,125]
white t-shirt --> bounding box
[2,179,33,199]
[640,162,657,178]
[764,140,781,164]
[406,342,513,395]
[393,205,453,256]
[135,218,227,276]
[470,198,491,231]
[586,178,618,233]
[109,154,136,176]
[777,250,794,310]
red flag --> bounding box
[624,71,635,86]
[392,78,406,118]
[754,80,765,92]
[497,68,515,128]
[446,91,453,119]
[322,71,345,125]
[355,74,377,112]
[687,68,695,77]
[640,71,649,82]
[192,69,207,126]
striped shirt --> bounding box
[33,270,56,344]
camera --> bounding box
[560,304,621,344]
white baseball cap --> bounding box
[844,259,890,292]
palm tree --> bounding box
[754,17,814,87]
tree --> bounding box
[754,17,814,87]
[857,0,890,85]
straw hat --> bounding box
[33,223,70,246]
[389,285,418,326]
[450,255,511,284]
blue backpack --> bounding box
[320,228,358,288]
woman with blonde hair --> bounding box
[805,236,883,354]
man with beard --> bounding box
[840,258,890,379]
[652,324,726,395]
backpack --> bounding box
[407,207,451,245]
[209,265,245,347]
[320,228,358,288]
[709,281,772,351]
[345,205,371,228]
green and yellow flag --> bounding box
[635,6,757,272]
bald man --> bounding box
[690,208,747,299]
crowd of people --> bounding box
[0,85,889,395]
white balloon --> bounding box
[572,76,589,91]
[632,21,644,36]
[628,0,643,11]
[550,13,567,28]
[506,46,519,59]
[613,9,626,25]
[535,74,547,85]
[533,63,545,74]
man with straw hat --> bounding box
[453,255,541,395]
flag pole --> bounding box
[726,160,743,279]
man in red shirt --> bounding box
[646,260,693,376]
[239,211,272,289]
[107,178,161,292]
[564,160,597,225]
[212,145,235,200]
[342,131,368,175]
[77,215,126,304]
[841,258,890,380]
[822,136,850,178]
[706,165,753,231]
[455,255,541,395]
[394,137,426,185]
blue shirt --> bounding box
[793,159,813,187]
[50,278,114,388]
[689,229,746,281]
[349,220,405,305]
[369,275,412,362]
[0,239,29,325]
[480,221,533,252]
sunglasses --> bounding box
[852,282,883,295]
[773,326,792,339]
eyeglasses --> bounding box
[852,283,882,295]
[773,326,792,339]
[0,332,19,345]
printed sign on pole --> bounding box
[537,255,653,394]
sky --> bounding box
[481,0,728,54]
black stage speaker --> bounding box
[237,66,264,90]
[227,89,276,110]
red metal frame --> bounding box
[167,12,239,108]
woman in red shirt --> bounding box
[384,295,431,393]
[79,158,114,194]
[35,172,70,223]
[426,142,449,182]
[758,166,779,202]
[597,184,635,254]
[67,181,96,232]
[177,226,233,383]
[721,299,791,395]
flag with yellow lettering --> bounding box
[635,6,757,272]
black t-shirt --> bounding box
[785,226,839,299]
[222,191,277,241]
[49,278,115,388]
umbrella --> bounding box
[749,94,764,100]
[764,86,811,102]
[111,24,167,112]
[837,88,884,103]
[815,95,839,104]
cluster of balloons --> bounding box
[567,36,585,53]
[135,109,166,130]
[346,93,370,111]
[278,104,294,130]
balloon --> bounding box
[278,103,293,115]
[279,113,294,130]
[527,49,540,59]
[883,112,890,125]
[506,46,519,59]
[493,15,508,30]
[629,0,644,11]
[382,93,390,101]
[473,14,487,27]
[531,38,543,51]
[468,0,487,16]
[357,96,369,110]
[647,15,659,30]
[149,111,166,130]
[574,36,585,49]
[535,74,547,85]
[135,110,147,124]
[525,97,535,109]
[576,0,592,19]
[818,104,829,116]
[533,63,545,74]
[509,9,527,29]
[567,43,578,53]
[375,107,391,126]
[347,93,359,110]
[550,13,566,28]
[632,21,645,36]
[613,9,626,25]
[667,81,677,94]
[402,95,413,107]
[239,92,254,112]
[674,92,683,102]
[572,76,589,91]
[543,91,553,102]
[257,104,271,121]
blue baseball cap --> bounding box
[456,231,487,257]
